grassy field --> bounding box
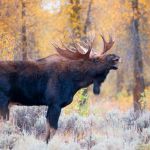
[0,87,149,150]
[1,101,150,150]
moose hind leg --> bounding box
[0,106,9,121]
[45,104,61,143]
[0,93,9,121]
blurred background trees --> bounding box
[0,0,150,112]
[131,0,145,111]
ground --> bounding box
[1,96,150,150]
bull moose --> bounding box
[0,35,120,143]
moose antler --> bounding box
[53,34,114,59]
[100,34,114,55]
[53,36,95,60]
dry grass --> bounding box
[1,104,150,150]
[0,88,150,150]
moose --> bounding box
[0,35,120,143]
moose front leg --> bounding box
[45,104,61,143]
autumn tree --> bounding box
[0,0,150,112]
[130,0,145,111]
[21,0,28,60]
[66,0,94,114]
[80,0,93,113]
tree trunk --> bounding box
[83,0,93,34]
[131,0,145,112]
[27,32,39,60]
[80,0,93,114]
[21,0,28,60]
[116,68,124,93]
[69,0,93,114]
[69,0,82,39]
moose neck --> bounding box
[69,59,109,90]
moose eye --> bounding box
[93,58,100,63]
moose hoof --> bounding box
[45,123,56,143]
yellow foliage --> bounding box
[0,0,149,112]
[0,22,14,60]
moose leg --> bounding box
[0,107,9,121]
[0,93,9,121]
[45,104,61,143]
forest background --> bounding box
[0,0,150,149]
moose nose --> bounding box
[113,57,120,61]
[118,58,122,63]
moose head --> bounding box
[53,35,120,95]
